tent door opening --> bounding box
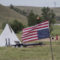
[5,38,10,46]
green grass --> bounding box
[0,45,60,60]
[0,5,60,60]
[10,24,60,60]
[0,25,60,60]
[51,25,60,36]
[0,29,2,34]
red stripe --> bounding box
[37,23,48,26]
[23,28,35,33]
[22,36,38,40]
[23,27,33,31]
[23,21,48,31]
[22,32,37,37]
[23,23,48,32]
[35,26,48,30]
[22,20,49,43]
[23,39,38,43]
[23,25,48,33]
[23,31,37,35]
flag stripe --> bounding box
[22,20,49,43]
[23,21,48,32]
[22,35,38,40]
[23,38,38,43]
[23,23,48,32]
[22,32,37,37]
[22,31,37,35]
[23,25,48,33]
[34,25,49,30]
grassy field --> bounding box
[51,25,60,36]
[0,22,60,60]
[0,4,60,60]
[0,26,60,60]
[0,45,60,60]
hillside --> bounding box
[0,5,60,29]
[16,6,60,23]
[0,5,28,28]
[16,6,42,16]
[16,6,60,16]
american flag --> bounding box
[22,21,50,43]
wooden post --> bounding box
[50,37,54,60]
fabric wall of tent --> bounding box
[0,24,21,47]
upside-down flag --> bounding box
[22,20,50,43]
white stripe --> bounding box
[22,35,37,39]
[28,27,49,32]
[23,38,38,42]
[23,26,33,32]
[23,23,48,32]
[37,24,49,28]
[22,32,37,36]
[22,27,49,36]
[23,21,48,32]
[23,29,32,32]
[23,27,49,36]
[35,21,49,26]
[37,27,49,31]
[23,24,49,32]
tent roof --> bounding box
[0,24,21,47]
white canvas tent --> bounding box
[0,24,21,47]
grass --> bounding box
[0,45,60,60]
[1,5,60,28]
[51,25,60,36]
[17,6,60,16]
[0,25,60,60]
[0,5,28,28]
[0,6,60,59]
[0,29,2,34]
[0,4,60,60]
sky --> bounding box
[0,0,60,7]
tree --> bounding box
[10,20,24,33]
[2,21,9,29]
[27,10,38,26]
[10,4,14,9]
[41,7,56,33]
[2,20,25,33]
[36,16,43,24]
[10,5,27,16]
[27,10,44,26]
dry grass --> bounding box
[16,6,60,16]
[0,5,60,28]
[0,5,28,28]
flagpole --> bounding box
[49,36,54,60]
[49,24,54,60]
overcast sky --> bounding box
[0,0,60,7]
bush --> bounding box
[10,20,24,33]
[2,20,25,33]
